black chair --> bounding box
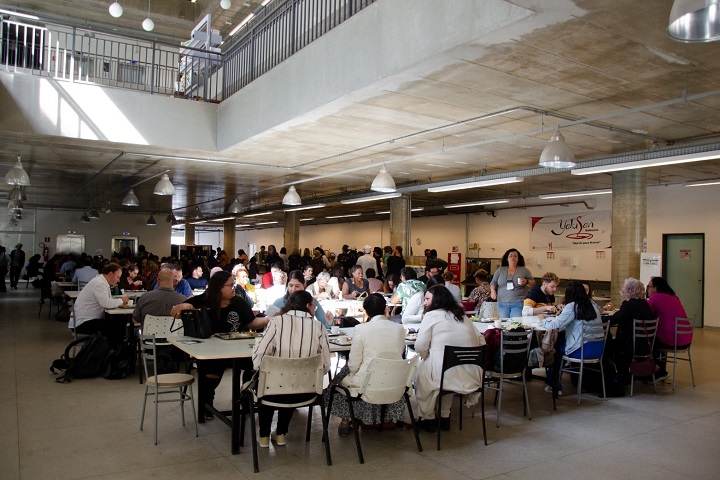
[437,345,487,450]
[484,330,531,427]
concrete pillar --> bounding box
[223,219,236,256]
[390,195,411,259]
[284,212,300,255]
[184,224,195,246]
[611,170,646,306]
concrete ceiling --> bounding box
[2,0,720,229]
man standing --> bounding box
[133,269,188,325]
[9,243,25,289]
[71,263,130,345]
[523,272,561,316]
[355,245,376,279]
[386,245,406,278]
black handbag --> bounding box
[629,320,656,377]
[171,308,213,339]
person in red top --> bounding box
[647,277,691,382]
[261,261,284,289]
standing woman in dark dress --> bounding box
[171,271,268,419]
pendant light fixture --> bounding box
[109,1,123,18]
[81,212,91,223]
[539,127,576,169]
[122,189,140,206]
[370,167,396,193]
[146,214,157,226]
[166,212,176,223]
[5,155,30,186]
[220,0,232,9]
[227,197,242,214]
[88,208,100,219]
[668,0,720,42]
[142,0,154,31]
[192,205,203,219]
[281,186,302,205]
[8,198,23,210]
[153,173,175,195]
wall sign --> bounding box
[530,211,611,250]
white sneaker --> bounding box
[258,436,270,448]
[544,385,563,396]
[273,433,287,446]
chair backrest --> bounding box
[257,354,324,398]
[673,317,693,347]
[479,301,498,319]
[140,334,158,380]
[632,318,659,356]
[357,356,418,405]
[439,345,486,392]
[496,330,531,375]
[577,321,610,359]
[143,315,177,339]
[78,280,88,291]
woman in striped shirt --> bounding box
[252,290,331,447]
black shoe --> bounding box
[204,411,215,421]
[440,417,451,431]
[420,419,437,433]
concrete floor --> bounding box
[2,287,720,479]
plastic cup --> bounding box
[494,319,502,329]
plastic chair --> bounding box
[630,318,659,396]
[485,330,531,427]
[139,334,198,445]
[248,354,331,473]
[327,356,422,462]
[138,315,177,383]
[656,317,695,391]
[438,345,487,450]
[559,321,610,405]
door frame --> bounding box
[661,233,705,327]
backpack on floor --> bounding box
[50,335,111,383]
[102,336,138,380]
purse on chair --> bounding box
[630,320,656,377]
[171,308,213,338]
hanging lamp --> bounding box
[370,167,396,193]
[109,1,123,18]
[5,155,30,186]
[227,197,242,214]
[281,186,302,205]
[539,128,576,168]
[153,173,175,195]
[81,212,91,223]
[142,0,154,31]
[88,208,100,219]
[122,189,140,206]
[668,0,720,42]
[146,214,157,226]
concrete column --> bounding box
[284,212,300,254]
[390,195,411,258]
[223,219,236,256]
[184,224,195,246]
[611,170,646,306]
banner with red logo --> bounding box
[529,211,611,250]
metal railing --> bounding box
[0,0,376,102]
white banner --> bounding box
[529,211,611,250]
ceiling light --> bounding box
[191,220,207,225]
[243,211,273,217]
[340,192,402,204]
[281,186,302,205]
[229,13,254,36]
[326,213,362,219]
[109,2,123,17]
[539,128,576,168]
[146,214,157,226]
[538,189,612,200]
[256,221,278,225]
[235,224,251,228]
[122,189,139,206]
[370,167,396,193]
[8,186,26,201]
[88,208,100,219]
[227,197,242,214]
[376,211,390,215]
[686,179,720,187]
[428,176,523,193]
[571,149,720,175]
[142,0,154,31]
[8,198,23,210]
[166,212,176,222]
[376,207,423,214]
[299,218,314,221]
[220,0,232,9]
[153,173,175,195]
[192,205,203,219]
[5,155,30,186]
[81,212,91,223]
[668,0,720,42]
[444,199,509,209]
[283,203,326,212]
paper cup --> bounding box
[494,320,502,329]
[331,326,341,335]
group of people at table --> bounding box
[67,245,692,447]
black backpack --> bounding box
[50,335,111,383]
[102,336,138,380]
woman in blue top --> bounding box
[490,248,534,318]
[272,270,334,329]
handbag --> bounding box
[171,308,213,339]
[629,319,656,377]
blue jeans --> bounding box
[497,301,523,318]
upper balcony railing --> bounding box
[0,0,376,103]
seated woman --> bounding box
[342,265,369,299]
[252,290,330,447]
[383,273,400,295]
[541,281,604,392]
[327,265,346,294]
[647,277,691,382]
[326,293,406,436]
[118,264,143,291]
[232,263,255,308]
[271,270,334,329]
[414,285,484,432]
[307,271,338,300]
[171,271,268,418]
[402,275,444,325]
[468,269,491,309]
[607,278,654,384]
[365,268,384,294]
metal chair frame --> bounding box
[559,321,610,405]
[630,318,659,397]
[484,330,532,427]
[656,317,695,391]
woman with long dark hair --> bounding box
[413,285,483,432]
[171,271,268,419]
[647,276,691,382]
[252,290,330,447]
[490,248,534,318]
[270,270,334,328]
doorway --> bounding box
[663,234,704,327]
[111,236,138,258]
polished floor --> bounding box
[2,287,720,480]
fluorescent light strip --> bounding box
[214,217,237,221]
[191,220,207,224]
[326,213,362,219]
[243,211,273,217]
[283,203,326,212]
[235,224,251,228]
[377,207,423,214]
[686,179,720,187]
[538,189,612,200]
[340,192,401,204]
[571,150,720,175]
[444,199,509,209]
[299,218,314,221]
[229,13,254,36]
[428,176,523,193]
[255,221,278,225]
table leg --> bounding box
[231,358,241,454]
[197,370,207,424]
